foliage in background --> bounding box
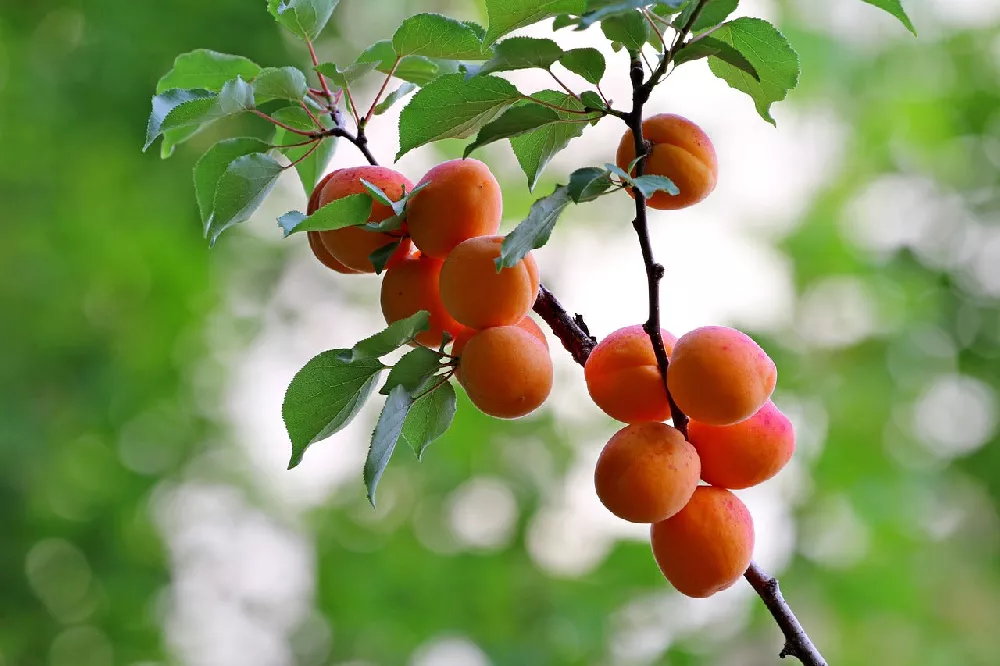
[1,0,999,665]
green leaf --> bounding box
[397,73,521,159]
[364,385,413,507]
[194,138,271,233]
[464,104,562,157]
[252,66,309,103]
[559,48,606,85]
[267,0,339,41]
[509,90,596,190]
[673,0,739,33]
[373,83,417,115]
[484,0,588,45]
[314,61,380,87]
[339,312,432,362]
[359,179,395,208]
[283,350,384,469]
[579,0,684,27]
[579,90,605,111]
[674,36,759,80]
[552,14,577,30]
[497,185,572,270]
[567,166,614,202]
[357,41,446,86]
[144,88,213,151]
[149,78,254,150]
[160,122,213,159]
[392,13,489,60]
[369,240,401,275]
[277,193,372,236]
[631,174,679,197]
[271,106,337,193]
[157,50,262,94]
[707,18,799,125]
[207,152,284,245]
[380,347,442,395]
[600,12,650,51]
[860,0,916,34]
[476,37,564,76]
[402,380,457,459]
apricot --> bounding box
[439,236,540,330]
[616,113,718,210]
[650,486,754,598]
[381,252,464,348]
[452,316,547,359]
[585,325,677,423]
[406,158,503,259]
[688,401,795,490]
[594,423,700,523]
[667,326,776,426]
[458,325,552,419]
[314,166,414,273]
[307,230,361,274]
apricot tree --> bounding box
[143,1,917,663]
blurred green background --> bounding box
[2,1,1000,665]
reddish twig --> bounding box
[365,56,401,124]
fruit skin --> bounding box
[616,113,718,210]
[406,158,503,259]
[650,486,754,598]
[666,326,777,426]
[594,422,700,523]
[585,325,677,423]
[314,166,414,273]
[381,252,464,348]
[688,401,795,490]
[439,236,540,330]
[307,231,362,274]
[458,325,552,419]
[452,316,548,359]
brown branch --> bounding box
[745,563,829,666]
[532,285,595,366]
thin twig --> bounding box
[547,68,580,99]
[306,36,337,115]
[251,109,315,136]
[300,100,326,130]
[282,138,323,169]
[522,94,599,116]
[745,563,829,666]
[642,9,667,48]
[365,57,401,124]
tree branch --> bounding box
[745,563,829,666]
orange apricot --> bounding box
[616,113,718,210]
[594,422,700,523]
[381,252,464,348]
[688,401,795,490]
[439,236,540,330]
[458,325,552,419]
[307,231,362,274]
[585,325,677,423]
[452,316,547,359]
[406,158,503,259]
[315,166,414,273]
[666,326,777,426]
[650,486,754,598]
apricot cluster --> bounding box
[586,115,793,598]
[306,159,552,420]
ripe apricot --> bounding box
[667,326,777,426]
[314,166,414,273]
[458,325,552,419]
[594,423,700,523]
[439,236,539,330]
[650,486,754,598]
[307,231,361,274]
[452,316,547,359]
[616,113,718,210]
[585,325,677,423]
[688,401,795,490]
[381,252,464,348]
[406,158,503,259]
